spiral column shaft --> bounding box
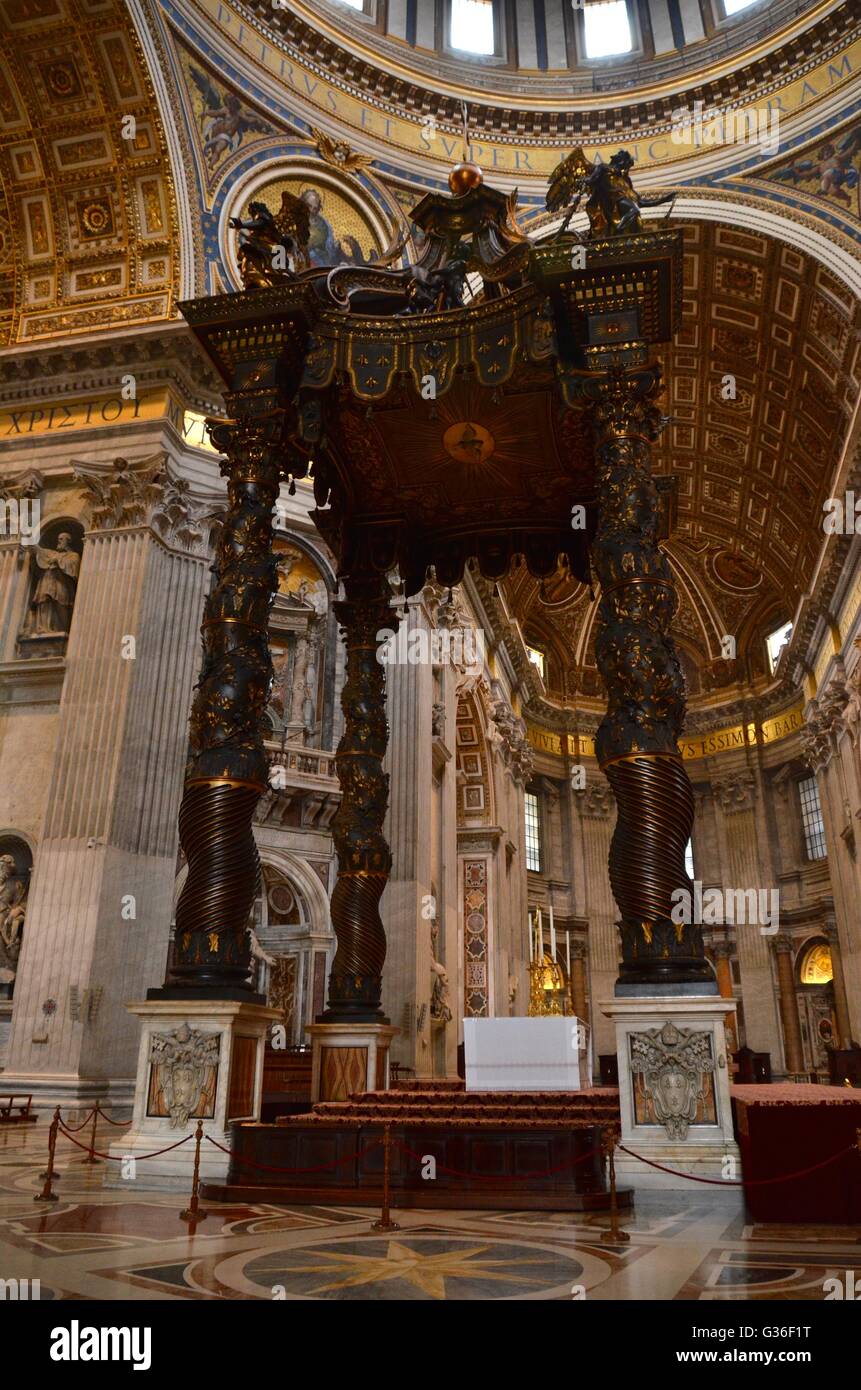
[322,571,399,1021]
[170,415,284,993]
[588,368,713,991]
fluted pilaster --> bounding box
[4,466,211,1099]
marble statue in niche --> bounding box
[0,853,27,998]
[21,531,81,636]
[270,541,330,741]
[430,917,452,1024]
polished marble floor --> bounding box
[1,1119,859,1301]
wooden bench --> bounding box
[0,1094,37,1124]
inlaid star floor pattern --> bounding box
[1,1120,859,1301]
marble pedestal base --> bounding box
[601,996,740,1191]
[104,999,277,1192]
[307,1023,397,1101]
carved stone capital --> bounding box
[575,781,615,819]
[74,454,219,556]
[710,937,734,961]
[712,772,757,814]
[0,468,44,501]
[487,693,534,783]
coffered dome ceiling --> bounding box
[504,216,860,710]
[0,0,179,346]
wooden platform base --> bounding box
[203,1084,632,1212]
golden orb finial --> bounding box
[448,161,483,196]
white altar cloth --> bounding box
[463,1016,592,1092]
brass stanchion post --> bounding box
[371,1124,400,1232]
[83,1104,100,1165]
[34,1108,61,1203]
[179,1121,209,1225]
[601,1128,629,1245]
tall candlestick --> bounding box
[528,910,533,962]
[549,905,556,963]
[536,908,542,963]
[566,929,571,973]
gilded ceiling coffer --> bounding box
[322,568,400,1021]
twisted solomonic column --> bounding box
[587,366,714,992]
[169,415,285,994]
[321,571,400,1021]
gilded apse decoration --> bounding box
[171,411,290,993]
[322,569,400,1021]
[311,127,373,176]
[585,366,712,990]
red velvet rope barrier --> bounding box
[94,1106,132,1128]
[57,1108,98,1133]
[56,1120,194,1163]
[618,1141,858,1186]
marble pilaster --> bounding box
[711,772,783,1063]
[2,461,213,1111]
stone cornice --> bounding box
[0,324,224,412]
[242,0,855,126]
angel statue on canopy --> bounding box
[229,191,313,287]
[547,147,675,239]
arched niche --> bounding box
[268,534,338,749]
[796,935,837,1071]
[17,517,84,661]
[0,834,33,1000]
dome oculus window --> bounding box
[765,620,792,674]
[722,0,759,14]
[450,0,495,55]
[526,644,546,680]
[583,0,633,59]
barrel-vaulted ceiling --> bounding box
[504,217,861,706]
[0,0,179,347]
